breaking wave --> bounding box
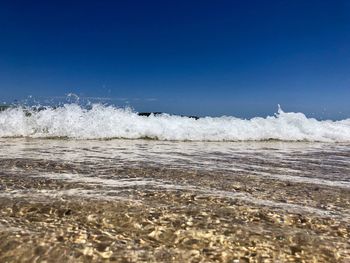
[0,104,350,142]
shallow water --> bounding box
[0,138,350,262]
[2,138,350,185]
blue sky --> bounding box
[0,0,349,118]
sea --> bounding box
[0,104,349,261]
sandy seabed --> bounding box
[0,139,349,262]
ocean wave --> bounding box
[0,104,350,142]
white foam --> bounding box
[0,104,350,141]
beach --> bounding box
[3,0,350,261]
[0,139,349,262]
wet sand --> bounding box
[0,139,349,262]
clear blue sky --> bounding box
[1,0,349,118]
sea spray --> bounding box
[0,104,350,141]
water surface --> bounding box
[0,139,349,262]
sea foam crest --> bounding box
[0,104,350,142]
